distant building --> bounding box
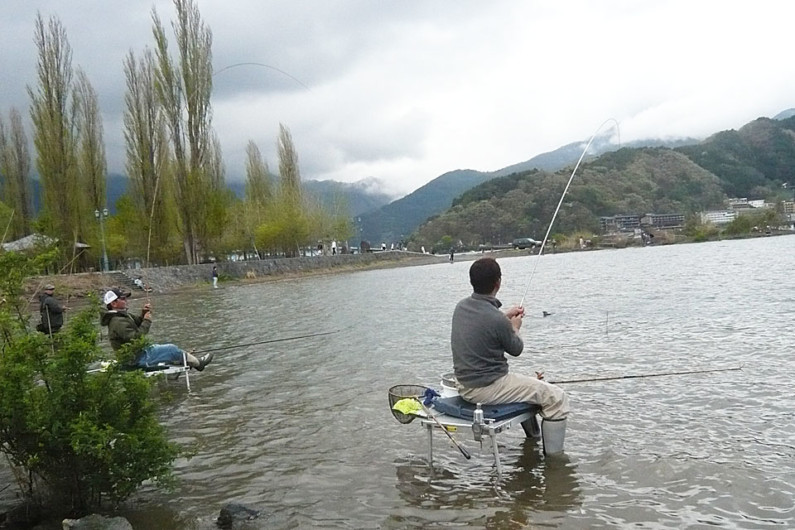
[600,212,684,233]
[727,197,770,214]
[600,214,641,233]
[640,213,685,229]
[701,210,736,225]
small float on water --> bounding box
[389,373,566,475]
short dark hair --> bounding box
[469,257,501,294]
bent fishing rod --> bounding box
[519,118,620,309]
[192,328,343,354]
[549,365,742,385]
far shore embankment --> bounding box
[25,244,609,303]
[26,250,459,301]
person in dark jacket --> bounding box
[99,288,213,371]
[37,284,66,335]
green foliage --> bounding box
[682,214,719,242]
[722,209,783,237]
[0,251,179,513]
[0,200,14,239]
[723,214,754,236]
[432,235,454,254]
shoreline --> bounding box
[26,251,453,301]
[29,231,789,301]
[24,248,544,303]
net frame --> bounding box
[388,384,429,424]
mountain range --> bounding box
[25,108,795,246]
[27,172,393,219]
[410,112,795,250]
[355,135,698,244]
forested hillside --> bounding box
[358,135,698,245]
[411,116,795,251]
[357,169,490,244]
[676,116,795,197]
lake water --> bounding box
[5,236,795,528]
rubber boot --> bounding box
[541,417,567,456]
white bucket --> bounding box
[440,372,459,398]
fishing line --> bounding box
[27,252,83,304]
[519,118,620,309]
[191,328,342,354]
[212,62,311,91]
[549,365,742,385]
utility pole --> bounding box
[94,208,109,272]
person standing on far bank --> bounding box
[212,265,218,289]
[37,284,67,335]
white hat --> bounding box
[103,288,130,306]
[103,290,118,305]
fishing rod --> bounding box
[549,365,742,385]
[0,209,14,247]
[416,399,471,460]
[27,251,83,304]
[519,118,620,309]
[191,329,343,354]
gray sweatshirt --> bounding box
[450,293,524,387]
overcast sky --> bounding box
[1,1,793,198]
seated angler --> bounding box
[100,288,214,371]
[451,257,570,454]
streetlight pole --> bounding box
[94,208,109,272]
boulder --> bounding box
[217,503,261,528]
[62,514,133,530]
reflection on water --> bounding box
[3,236,795,528]
[390,441,581,529]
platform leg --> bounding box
[182,351,191,392]
[427,423,434,469]
[490,433,502,476]
[521,414,540,438]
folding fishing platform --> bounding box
[88,358,192,391]
[389,384,542,476]
[423,396,541,475]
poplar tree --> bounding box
[74,69,107,240]
[245,140,272,208]
[278,124,302,205]
[123,48,172,265]
[0,109,33,239]
[243,140,271,256]
[28,13,79,252]
[276,124,309,255]
[152,0,216,264]
[196,133,230,257]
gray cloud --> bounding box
[2,1,794,197]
